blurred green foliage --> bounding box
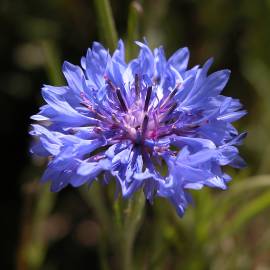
[2,0,270,269]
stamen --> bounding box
[160,83,181,108]
[80,102,92,110]
[80,92,93,110]
[168,86,179,100]
[94,112,108,122]
[80,98,109,122]
[105,77,117,91]
[111,113,121,124]
[160,103,178,123]
[135,74,140,97]
[93,127,103,134]
[144,86,152,112]
[89,153,106,162]
[167,102,178,115]
[116,88,128,112]
[141,114,149,138]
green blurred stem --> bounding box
[79,184,111,270]
[26,187,56,270]
[120,191,145,270]
[113,197,123,230]
[17,184,56,270]
[93,0,118,51]
[41,40,64,85]
[126,1,143,60]
[79,184,111,233]
[17,41,63,270]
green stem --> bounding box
[17,183,56,270]
[79,184,111,233]
[79,184,111,270]
[121,191,145,270]
[40,40,64,85]
[93,0,118,51]
[126,1,143,60]
[26,186,56,270]
[17,40,63,270]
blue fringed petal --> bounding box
[30,40,246,217]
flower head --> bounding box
[30,40,246,216]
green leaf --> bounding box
[197,175,270,241]
[221,189,270,237]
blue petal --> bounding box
[171,136,216,152]
[229,155,247,168]
[168,47,189,74]
[205,176,227,190]
[154,46,167,80]
[135,41,154,77]
[30,124,62,155]
[62,61,85,95]
[41,85,97,126]
[217,145,238,165]
[217,110,247,122]
[112,39,126,65]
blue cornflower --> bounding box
[30,40,246,216]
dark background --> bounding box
[1,0,270,269]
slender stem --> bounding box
[79,184,112,270]
[40,40,64,85]
[79,184,111,233]
[27,186,56,270]
[113,197,123,230]
[17,40,63,270]
[126,1,143,60]
[93,0,118,51]
[17,184,56,270]
[121,191,145,270]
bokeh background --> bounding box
[1,0,270,269]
